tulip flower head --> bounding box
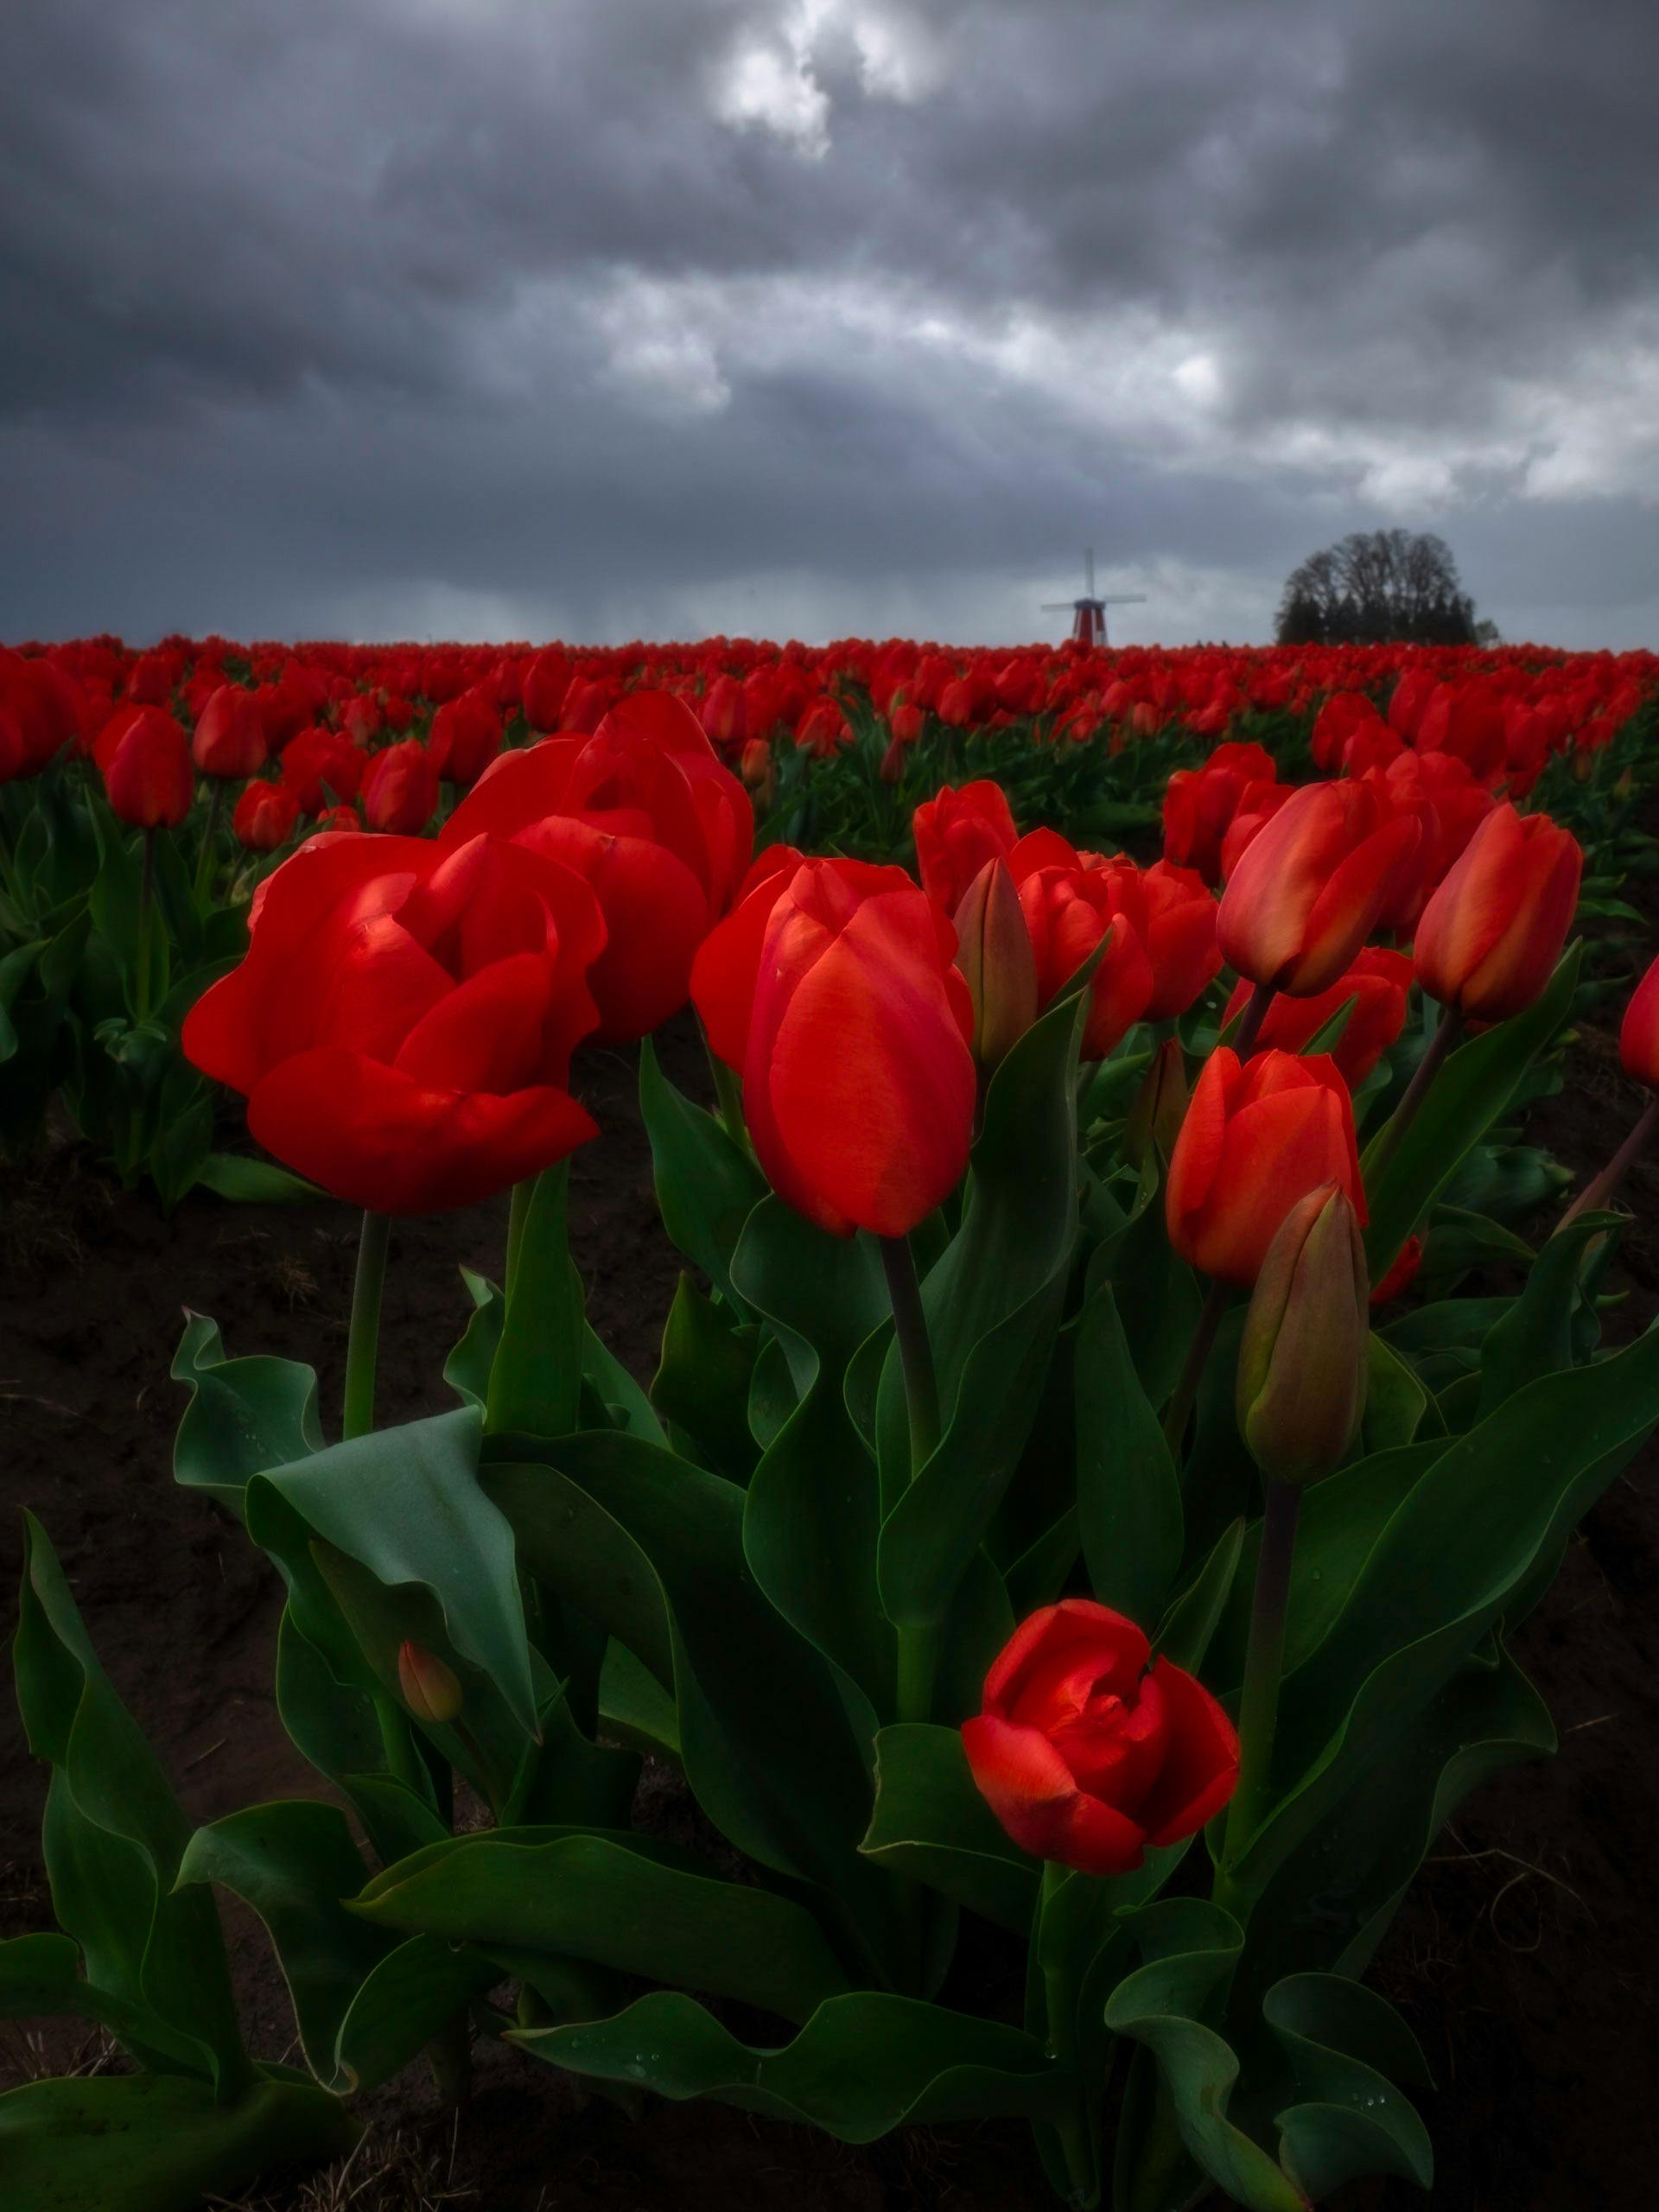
[96,706,194,830]
[1166,1046,1365,1285]
[963,1600,1239,1877]
[183,830,607,1213]
[1620,951,1659,1090]
[1218,780,1420,997]
[692,854,976,1237]
[1236,1184,1370,1483]
[1413,803,1581,1024]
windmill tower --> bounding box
[1042,549,1145,646]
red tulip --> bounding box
[1008,830,1154,1059]
[521,648,572,733]
[962,1600,1238,1877]
[1161,741,1277,884]
[192,684,269,780]
[442,690,753,1040]
[183,830,606,1214]
[691,855,974,1237]
[912,781,1018,915]
[1166,1046,1366,1284]
[282,725,366,813]
[1,648,89,779]
[95,706,194,830]
[1218,780,1420,997]
[1621,953,1659,1090]
[428,687,502,786]
[232,779,302,852]
[1413,803,1581,1023]
[1094,856,1221,1022]
[361,740,439,835]
[1220,947,1412,1084]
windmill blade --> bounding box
[1103,593,1147,607]
[1039,601,1076,611]
[1084,547,1096,596]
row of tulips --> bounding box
[8,679,1659,2209]
[4,626,1655,1211]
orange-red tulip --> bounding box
[1218,780,1419,996]
[1412,803,1581,1023]
[1166,1046,1365,1284]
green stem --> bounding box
[1214,1478,1302,1918]
[1556,1095,1659,1233]
[881,1232,943,1730]
[880,1233,940,1469]
[343,1210,391,1441]
[708,1045,748,1151]
[505,1176,533,1300]
[193,779,225,905]
[1363,1003,1462,1185]
[428,2005,473,2110]
[135,826,157,1024]
[1039,1862,1095,2205]
[1161,1279,1229,1460]
[1231,978,1276,1058]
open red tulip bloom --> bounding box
[183,830,606,1213]
[442,689,752,1040]
[963,1599,1239,1877]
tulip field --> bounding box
[3,632,1659,2211]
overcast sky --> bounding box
[3,0,1655,651]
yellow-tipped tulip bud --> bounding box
[1124,1037,1191,1169]
[1236,1183,1369,1484]
[953,857,1039,1071]
[397,1640,463,1726]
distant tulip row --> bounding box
[5,641,1659,2211]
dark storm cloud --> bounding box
[1,0,1654,645]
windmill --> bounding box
[1042,549,1146,647]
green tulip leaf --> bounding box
[0,2069,358,2212]
[12,1514,251,2094]
[513,1988,1073,2141]
[1075,1281,1184,1627]
[331,1934,502,2094]
[247,1407,538,1739]
[1104,1898,1305,2212]
[639,1033,767,1307]
[175,1802,389,2088]
[1363,945,1581,1282]
[1236,1325,1659,1895]
[734,1198,893,1719]
[171,1313,322,1513]
[877,985,1089,1630]
[652,1274,761,1478]
[860,1724,1039,1934]
[353,1828,850,2025]
[486,1433,893,1956]
[443,1268,503,1412]
[1154,1516,1245,1675]
[1264,1974,1433,2201]
[487,1161,583,1440]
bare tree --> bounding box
[1274,530,1478,646]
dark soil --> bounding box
[2,1000,1656,2211]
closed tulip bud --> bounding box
[96,706,195,829]
[1219,780,1420,997]
[1413,803,1582,1024]
[739,736,773,791]
[397,1641,463,1726]
[192,683,269,780]
[953,858,1039,1070]
[879,735,906,785]
[1236,1185,1368,1483]
[1123,1037,1190,1168]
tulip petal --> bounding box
[1138,1657,1240,1846]
[246,1047,596,1214]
